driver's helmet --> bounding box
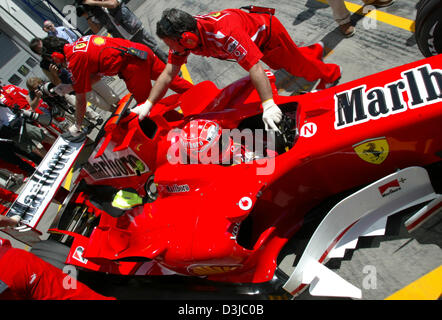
[179,119,233,164]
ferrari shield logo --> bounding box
[353,138,389,165]
[73,41,89,52]
[75,43,86,49]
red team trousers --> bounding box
[0,239,114,300]
[260,15,340,84]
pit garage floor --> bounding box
[1,0,441,302]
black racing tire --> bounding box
[30,239,71,270]
[415,0,442,57]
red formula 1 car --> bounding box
[5,54,442,299]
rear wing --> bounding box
[2,135,86,245]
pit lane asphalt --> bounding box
[2,0,441,300]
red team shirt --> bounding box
[64,35,135,94]
[169,9,340,85]
[169,9,269,71]
[64,35,192,103]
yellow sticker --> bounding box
[75,42,87,49]
[209,12,221,17]
[93,36,106,46]
[353,138,389,165]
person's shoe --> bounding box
[339,23,355,38]
[364,0,394,8]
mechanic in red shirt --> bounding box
[0,83,30,110]
[42,35,193,136]
[0,233,114,300]
[132,7,341,131]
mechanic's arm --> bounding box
[249,62,282,132]
[83,0,119,9]
[131,63,181,120]
[74,92,87,131]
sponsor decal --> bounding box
[6,137,84,225]
[84,142,149,180]
[164,184,190,193]
[300,122,317,138]
[72,35,91,52]
[197,11,230,21]
[92,36,106,46]
[74,42,87,50]
[378,177,406,197]
[334,64,442,130]
[238,196,253,211]
[224,36,247,62]
[209,12,222,18]
[353,138,389,164]
[73,42,88,52]
[72,246,88,264]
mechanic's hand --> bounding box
[262,98,282,132]
[131,100,153,121]
[0,215,20,229]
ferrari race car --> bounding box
[3,53,442,299]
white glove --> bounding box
[262,98,282,132]
[131,100,153,121]
[68,124,82,136]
